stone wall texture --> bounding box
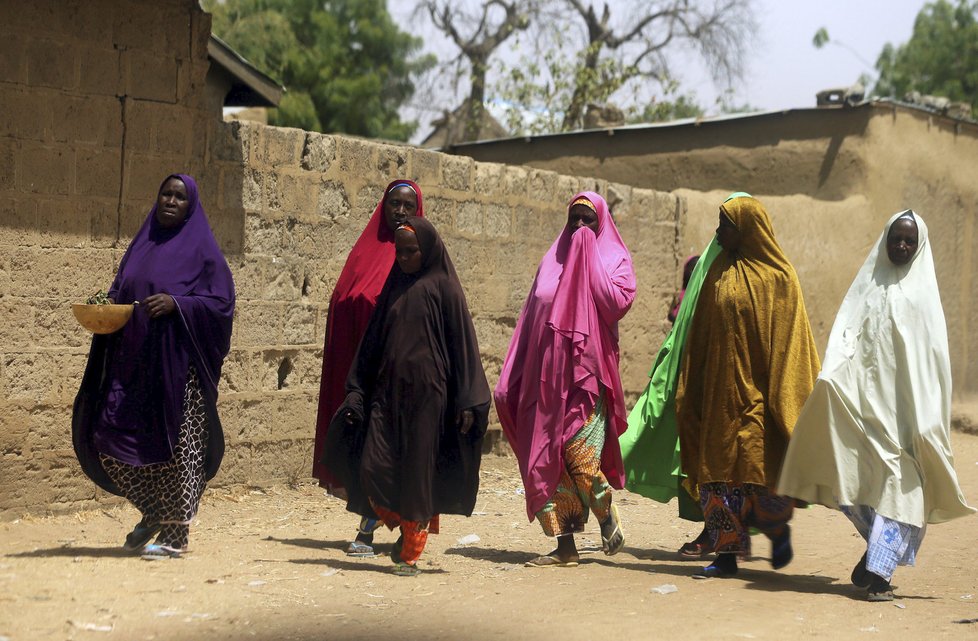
[0,1,685,517]
[203,123,683,495]
[1,0,220,516]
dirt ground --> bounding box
[3,433,978,641]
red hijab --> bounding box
[312,180,424,489]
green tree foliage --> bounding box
[627,95,704,124]
[874,0,978,115]
[204,0,434,140]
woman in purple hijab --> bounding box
[72,174,235,559]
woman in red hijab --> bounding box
[313,180,423,556]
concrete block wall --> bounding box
[0,0,220,516]
[0,0,685,517]
[199,122,684,494]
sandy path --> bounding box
[3,433,978,641]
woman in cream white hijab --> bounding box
[778,210,974,601]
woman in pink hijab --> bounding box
[495,192,636,567]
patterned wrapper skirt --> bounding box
[99,366,209,551]
[842,505,924,580]
[700,482,793,555]
[535,395,614,537]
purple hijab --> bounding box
[73,174,234,491]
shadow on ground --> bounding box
[7,546,133,559]
[442,545,537,565]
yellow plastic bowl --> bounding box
[72,303,135,334]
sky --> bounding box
[389,0,929,141]
[692,0,925,112]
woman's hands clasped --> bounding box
[142,293,177,319]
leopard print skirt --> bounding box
[100,366,209,551]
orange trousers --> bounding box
[369,500,440,566]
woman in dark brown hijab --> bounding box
[324,216,490,576]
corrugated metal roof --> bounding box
[440,98,976,150]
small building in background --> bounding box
[206,34,284,124]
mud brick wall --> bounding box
[0,0,220,243]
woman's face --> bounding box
[886,217,919,266]
[384,186,419,232]
[716,211,741,252]
[395,228,423,274]
[156,177,190,228]
[567,203,599,233]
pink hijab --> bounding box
[495,192,636,519]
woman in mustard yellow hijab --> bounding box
[676,194,820,578]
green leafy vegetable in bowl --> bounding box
[86,290,112,305]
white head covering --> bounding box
[778,210,974,527]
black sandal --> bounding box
[123,517,162,552]
[866,573,894,601]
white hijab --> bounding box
[778,210,974,527]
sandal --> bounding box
[678,530,711,559]
[123,517,162,552]
[867,573,894,601]
[140,544,182,560]
[525,553,579,568]
[600,504,625,556]
[392,562,421,577]
[678,541,708,558]
[345,540,376,557]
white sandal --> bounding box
[601,504,625,556]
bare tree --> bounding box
[559,0,756,130]
[420,0,533,142]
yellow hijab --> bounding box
[677,196,820,493]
